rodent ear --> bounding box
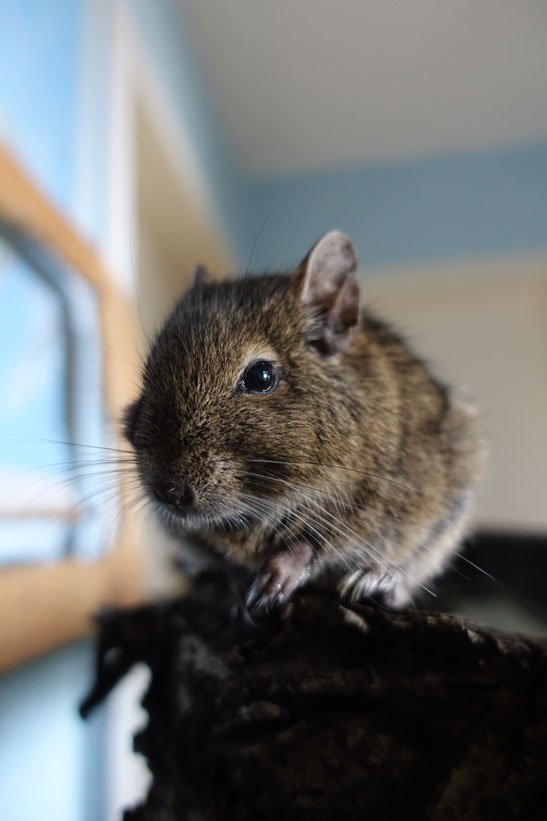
[291,230,360,357]
[191,263,212,288]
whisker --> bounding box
[25,437,136,456]
[243,472,394,575]
[239,491,337,564]
[246,458,422,497]
[244,462,493,590]
[451,550,500,585]
[242,469,438,598]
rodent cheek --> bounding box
[190,458,250,517]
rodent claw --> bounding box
[245,583,259,609]
[273,591,286,607]
[245,576,285,614]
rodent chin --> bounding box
[154,502,253,536]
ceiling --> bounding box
[179,0,547,180]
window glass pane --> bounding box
[0,227,114,564]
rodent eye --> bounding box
[238,360,279,395]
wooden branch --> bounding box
[0,536,148,672]
[81,573,547,821]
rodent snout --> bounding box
[151,479,195,514]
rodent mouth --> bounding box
[152,498,253,534]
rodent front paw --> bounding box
[246,542,313,613]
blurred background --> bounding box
[0,1,546,818]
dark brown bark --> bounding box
[82,572,547,821]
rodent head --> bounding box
[124,231,362,536]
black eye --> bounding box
[239,360,279,395]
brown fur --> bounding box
[125,232,484,609]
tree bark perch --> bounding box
[81,572,547,821]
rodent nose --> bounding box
[151,480,195,511]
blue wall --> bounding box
[245,143,547,272]
[0,643,104,821]
[0,3,100,821]
[0,0,83,217]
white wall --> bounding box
[363,255,547,533]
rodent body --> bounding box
[125,231,483,609]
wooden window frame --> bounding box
[0,143,147,672]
